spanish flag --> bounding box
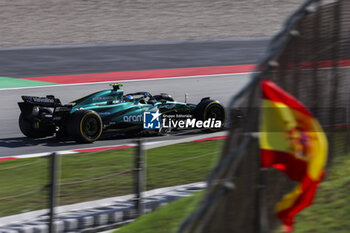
[259,80,328,232]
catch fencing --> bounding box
[0,137,222,232]
[178,0,349,233]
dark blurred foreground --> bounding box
[179,1,350,232]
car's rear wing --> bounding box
[21,95,62,107]
[18,95,63,116]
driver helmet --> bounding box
[124,95,134,102]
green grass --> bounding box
[116,192,203,233]
[114,152,350,233]
[0,140,222,217]
[0,77,55,89]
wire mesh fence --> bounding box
[58,149,135,205]
[0,157,49,217]
[146,149,220,192]
[179,0,350,232]
[0,137,223,230]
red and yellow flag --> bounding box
[259,80,328,232]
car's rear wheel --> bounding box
[19,109,56,138]
[67,110,103,143]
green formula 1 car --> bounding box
[18,84,225,143]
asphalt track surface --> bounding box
[0,38,268,157]
[0,38,268,78]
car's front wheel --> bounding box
[67,110,103,143]
[194,99,226,131]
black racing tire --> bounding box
[67,110,103,143]
[19,109,55,138]
[194,99,226,131]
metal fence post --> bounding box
[255,168,269,233]
[255,142,269,233]
[134,139,145,217]
[49,152,60,233]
